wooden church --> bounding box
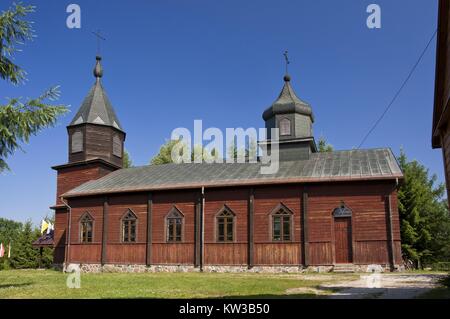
[51,56,403,272]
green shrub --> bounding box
[430,262,450,271]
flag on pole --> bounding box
[41,220,49,234]
[7,242,11,258]
[0,243,4,258]
[47,222,54,234]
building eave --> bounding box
[51,158,121,170]
[62,174,403,199]
[432,0,449,149]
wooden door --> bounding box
[334,217,352,264]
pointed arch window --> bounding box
[80,213,93,243]
[166,207,184,242]
[270,204,293,242]
[216,206,235,242]
[122,210,137,243]
[279,118,291,136]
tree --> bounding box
[318,136,333,152]
[123,149,133,168]
[150,139,219,165]
[9,221,40,269]
[0,3,68,171]
[227,138,257,162]
[0,217,22,269]
[0,217,54,269]
[150,139,182,165]
[398,150,450,267]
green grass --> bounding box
[0,269,358,299]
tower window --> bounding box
[280,118,291,136]
[113,134,122,158]
[71,131,83,153]
[166,206,184,242]
[216,206,235,242]
[80,213,93,243]
[121,210,137,243]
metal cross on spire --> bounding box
[92,30,106,56]
[283,50,290,75]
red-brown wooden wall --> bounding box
[60,180,402,267]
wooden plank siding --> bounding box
[151,190,197,265]
[433,0,450,205]
[203,188,248,265]
[53,208,68,264]
[253,185,302,265]
[67,124,125,168]
[67,197,104,263]
[307,182,400,265]
[62,181,401,267]
[55,163,115,206]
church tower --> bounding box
[51,56,125,264]
[67,56,125,167]
[262,74,316,161]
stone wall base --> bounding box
[62,263,402,273]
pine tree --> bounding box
[318,136,333,152]
[9,221,39,269]
[398,150,450,267]
[123,149,133,168]
[0,3,68,171]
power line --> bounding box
[357,29,438,149]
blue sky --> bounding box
[0,0,441,225]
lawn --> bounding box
[0,269,358,299]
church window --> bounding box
[270,204,293,241]
[113,134,122,158]
[71,131,83,153]
[216,206,235,242]
[166,207,183,242]
[80,213,93,243]
[122,210,137,243]
[280,118,291,136]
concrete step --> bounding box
[333,264,356,273]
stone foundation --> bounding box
[62,263,402,273]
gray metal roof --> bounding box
[63,148,403,197]
[68,57,124,131]
[262,75,314,122]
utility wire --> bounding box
[357,29,438,149]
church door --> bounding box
[334,217,353,264]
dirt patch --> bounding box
[322,273,447,299]
[285,287,328,296]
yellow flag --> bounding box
[41,220,49,234]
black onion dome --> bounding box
[262,75,314,122]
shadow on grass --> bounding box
[316,285,436,299]
[0,283,32,289]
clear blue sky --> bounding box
[0,0,441,225]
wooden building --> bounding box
[51,56,403,272]
[433,0,450,205]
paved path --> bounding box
[323,273,446,299]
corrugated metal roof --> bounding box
[63,148,403,198]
